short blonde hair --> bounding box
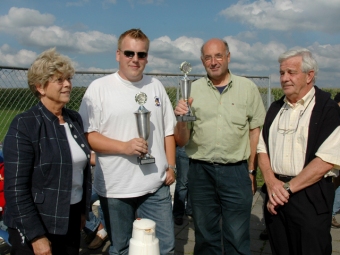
[27,48,75,98]
[117,28,149,51]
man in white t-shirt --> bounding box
[79,28,176,255]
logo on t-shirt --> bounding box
[154,96,161,106]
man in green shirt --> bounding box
[174,38,266,255]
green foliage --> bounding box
[0,88,38,110]
[165,87,177,108]
[323,88,340,100]
[67,87,88,111]
[271,88,285,101]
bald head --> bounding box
[201,38,229,57]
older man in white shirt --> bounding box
[257,48,340,255]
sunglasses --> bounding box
[119,50,148,59]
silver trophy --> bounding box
[134,92,155,165]
[176,61,196,122]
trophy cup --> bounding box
[176,61,196,122]
[134,92,155,165]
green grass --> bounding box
[256,168,265,189]
[0,109,22,143]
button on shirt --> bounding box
[257,87,340,176]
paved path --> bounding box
[2,188,340,254]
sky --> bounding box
[0,0,340,87]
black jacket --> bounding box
[3,101,92,241]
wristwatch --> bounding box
[168,164,177,175]
[248,169,257,176]
[283,182,293,195]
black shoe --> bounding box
[174,218,183,226]
[259,228,269,240]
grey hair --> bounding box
[200,39,229,57]
[278,48,318,83]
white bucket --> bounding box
[128,218,160,255]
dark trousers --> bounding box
[264,184,334,255]
[173,146,192,219]
[8,202,82,255]
[188,160,252,255]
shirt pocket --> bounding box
[230,103,247,129]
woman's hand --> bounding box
[31,236,52,255]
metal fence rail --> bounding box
[0,66,271,142]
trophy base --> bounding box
[137,156,155,165]
[176,115,196,122]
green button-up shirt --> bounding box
[185,71,266,163]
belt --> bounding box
[191,159,247,166]
[274,174,295,182]
[275,174,332,183]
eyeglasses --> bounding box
[119,49,148,59]
[203,54,225,63]
[50,76,72,85]
[277,95,315,135]
[277,108,303,135]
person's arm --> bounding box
[248,127,260,195]
[164,135,176,186]
[86,131,148,156]
[3,117,48,243]
[258,152,288,215]
[174,98,193,147]
[263,156,333,215]
[289,157,333,193]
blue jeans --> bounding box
[333,186,340,216]
[99,184,175,255]
[0,215,9,245]
[173,146,192,219]
[188,160,252,255]
[84,190,105,233]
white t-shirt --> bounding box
[61,123,87,204]
[79,72,176,198]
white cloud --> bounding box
[223,36,286,74]
[147,36,204,73]
[0,46,37,66]
[220,0,340,33]
[0,7,54,31]
[25,27,117,53]
[0,8,117,54]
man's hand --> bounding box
[266,178,290,215]
[164,168,176,186]
[249,174,257,195]
[123,138,148,156]
[174,98,193,116]
[31,236,52,255]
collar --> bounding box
[284,87,315,108]
[38,101,68,123]
[205,70,233,90]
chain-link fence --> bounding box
[0,66,271,142]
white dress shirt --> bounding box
[257,87,340,176]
